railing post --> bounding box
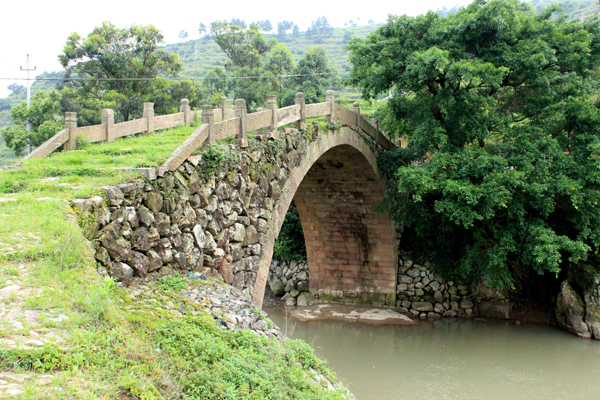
[235,99,248,148]
[326,90,335,122]
[219,96,228,120]
[143,102,155,133]
[65,112,77,150]
[295,92,307,130]
[353,102,360,128]
[267,94,278,139]
[201,104,215,149]
[102,109,115,142]
[371,117,380,146]
[180,99,191,126]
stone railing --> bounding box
[23,91,393,169]
[22,97,209,161]
[158,90,393,175]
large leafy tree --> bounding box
[285,46,337,105]
[58,22,187,124]
[1,90,63,156]
[347,0,600,290]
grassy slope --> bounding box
[0,123,348,399]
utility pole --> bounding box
[20,54,36,155]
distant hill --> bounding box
[165,23,383,81]
[530,0,599,19]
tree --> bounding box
[231,18,247,29]
[198,23,207,37]
[203,67,229,104]
[277,20,295,39]
[178,30,189,42]
[292,24,300,36]
[211,21,276,70]
[256,20,273,32]
[368,19,375,24]
[263,43,295,95]
[347,0,600,291]
[306,17,333,42]
[7,84,25,96]
[58,22,183,124]
[1,90,63,156]
[282,46,337,105]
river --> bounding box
[265,306,600,400]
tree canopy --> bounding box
[210,21,334,109]
[1,90,63,156]
[58,22,197,125]
[347,0,600,290]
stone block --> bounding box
[411,302,434,312]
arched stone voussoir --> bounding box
[253,126,398,307]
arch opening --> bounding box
[259,140,398,308]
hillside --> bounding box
[165,23,382,80]
[531,0,600,18]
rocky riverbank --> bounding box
[266,255,511,321]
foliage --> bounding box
[7,84,25,96]
[282,46,337,106]
[179,29,189,42]
[198,22,207,37]
[256,19,273,32]
[1,90,63,156]
[306,17,334,43]
[277,20,297,39]
[348,0,600,289]
[211,21,276,70]
[58,22,187,125]
[274,201,307,261]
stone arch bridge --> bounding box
[85,92,398,307]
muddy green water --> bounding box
[265,307,600,400]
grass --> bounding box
[0,122,201,198]
[0,122,350,399]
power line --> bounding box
[0,72,345,82]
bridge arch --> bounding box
[253,126,398,307]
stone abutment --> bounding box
[78,123,397,308]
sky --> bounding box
[0,0,473,98]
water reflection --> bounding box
[265,308,600,400]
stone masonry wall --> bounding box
[75,122,397,307]
[267,259,311,306]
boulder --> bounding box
[297,280,309,292]
[477,299,511,320]
[128,251,150,277]
[103,186,123,207]
[144,191,163,215]
[110,262,133,286]
[231,223,246,242]
[583,275,600,340]
[268,276,285,297]
[297,292,311,307]
[556,280,591,339]
[147,250,163,272]
[137,205,155,227]
[106,237,131,262]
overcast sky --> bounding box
[0,0,473,98]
